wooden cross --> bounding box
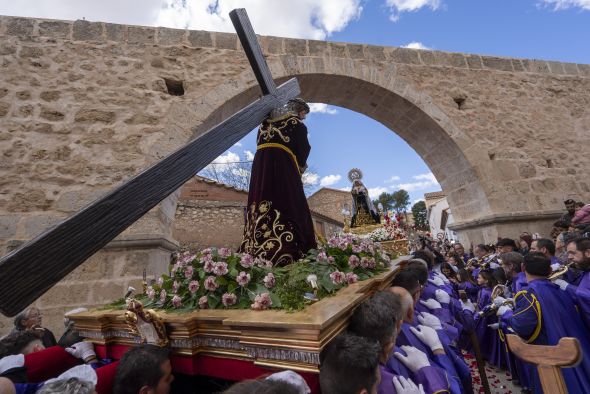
[506,334,582,394]
[0,9,300,317]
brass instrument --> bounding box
[466,256,481,269]
[478,284,514,317]
[548,262,574,281]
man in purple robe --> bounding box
[553,237,590,331]
[239,98,316,266]
[498,252,590,394]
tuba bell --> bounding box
[478,284,514,317]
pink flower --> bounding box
[222,293,237,307]
[172,295,182,308]
[203,259,215,273]
[361,257,376,269]
[218,248,232,258]
[317,251,328,263]
[263,272,276,289]
[329,271,346,285]
[201,247,212,255]
[328,256,335,263]
[204,276,219,291]
[172,280,180,293]
[348,255,360,268]
[251,293,272,310]
[171,263,181,275]
[240,254,255,268]
[157,277,163,287]
[160,289,167,302]
[338,241,349,251]
[352,245,363,254]
[236,271,251,287]
[147,286,155,301]
[213,262,228,276]
[254,257,272,268]
[184,265,194,279]
[198,296,209,309]
[346,272,359,284]
[188,280,200,294]
[328,237,339,247]
[200,254,213,265]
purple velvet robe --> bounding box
[474,286,506,369]
[239,114,316,265]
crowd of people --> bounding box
[1,200,589,393]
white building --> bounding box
[424,191,458,242]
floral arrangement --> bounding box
[367,222,406,242]
[134,234,391,312]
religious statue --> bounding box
[348,169,380,228]
[239,98,317,266]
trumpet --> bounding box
[466,256,481,269]
[478,284,514,317]
[548,262,574,281]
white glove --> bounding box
[434,272,450,284]
[493,296,506,306]
[392,375,426,394]
[489,262,500,269]
[419,298,442,310]
[418,312,442,330]
[428,276,445,287]
[409,325,444,352]
[0,354,24,374]
[554,279,569,291]
[488,323,500,330]
[435,289,450,304]
[551,263,561,271]
[460,299,475,312]
[266,370,311,394]
[394,345,430,372]
[497,305,512,317]
[65,341,96,362]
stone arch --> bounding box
[184,64,492,231]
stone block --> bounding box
[561,62,579,76]
[40,90,60,102]
[418,50,435,65]
[464,54,482,69]
[188,30,213,48]
[74,108,116,123]
[0,215,19,238]
[40,107,65,121]
[19,46,43,58]
[518,162,536,178]
[214,32,237,50]
[511,59,525,72]
[0,101,9,117]
[308,40,328,57]
[6,17,35,36]
[284,38,307,56]
[158,27,186,45]
[364,45,386,61]
[434,52,467,68]
[481,56,514,72]
[547,61,565,75]
[577,64,590,77]
[522,59,550,74]
[64,255,115,282]
[347,44,364,59]
[128,26,155,44]
[105,23,126,41]
[329,42,347,58]
[55,189,105,212]
[72,20,103,41]
[38,21,71,39]
[0,43,16,55]
[39,283,90,308]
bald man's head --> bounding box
[389,286,414,324]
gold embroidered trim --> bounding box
[240,200,295,263]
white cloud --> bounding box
[385,0,442,22]
[385,175,401,183]
[368,186,389,199]
[320,174,342,187]
[338,187,350,192]
[202,150,240,172]
[413,198,425,204]
[0,0,363,40]
[302,171,320,186]
[244,150,255,161]
[395,172,439,191]
[540,0,590,10]
[402,41,431,50]
[233,142,242,147]
[309,103,338,115]
[157,0,363,39]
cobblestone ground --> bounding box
[464,352,520,394]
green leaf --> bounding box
[208,294,220,309]
[269,292,281,308]
[227,282,237,293]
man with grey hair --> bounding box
[37,377,95,394]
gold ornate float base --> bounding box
[379,239,409,257]
[70,266,396,375]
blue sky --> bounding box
[1,0,588,204]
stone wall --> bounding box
[307,188,350,224]
[1,14,589,332]
[174,200,245,251]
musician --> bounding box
[530,238,562,267]
[554,238,590,331]
[239,98,316,266]
[499,252,527,294]
[498,252,590,394]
